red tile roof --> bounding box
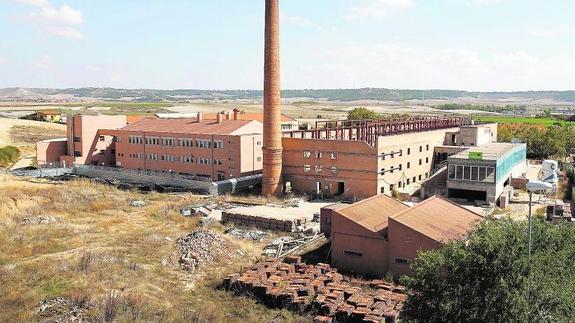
[204,112,294,122]
[118,117,261,135]
[336,194,409,232]
[390,196,482,242]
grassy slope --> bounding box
[0,176,305,322]
[473,116,574,127]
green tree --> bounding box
[348,107,380,120]
[401,219,575,322]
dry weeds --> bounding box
[0,174,306,322]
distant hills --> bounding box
[1,87,575,103]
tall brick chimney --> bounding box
[262,0,283,196]
[233,108,240,120]
[216,112,223,123]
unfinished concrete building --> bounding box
[281,117,468,200]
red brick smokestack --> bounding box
[233,108,240,120]
[216,112,223,123]
[262,0,283,196]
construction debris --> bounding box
[221,211,307,232]
[34,297,91,322]
[175,229,229,272]
[21,216,59,225]
[264,233,326,258]
[222,257,405,323]
[225,227,270,242]
[129,200,146,207]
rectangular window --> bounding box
[304,165,311,173]
[99,135,105,142]
[478,167,487,181]
[344,250,363,257]
[419,175,422,181]
[426,144,429,151]
[471,166,479,181]
[257,157,262,162]
[331,166,337,174]
[304,151,311,158]
[315,165,323,173]
[419,159,422,166]
[407,148,411,155]
[456,165,464,180]
[73,137,81,143]
[448,165,456,179]
[426,157,429,163]
[419,146,422,152]
[395,258,411,265]
[463,166,471,180]
[213,140,224,149]
[330,153,337,160]
[407,162,411,169]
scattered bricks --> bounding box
[350,307,371,322]
[383,310,399,323]
[222,257,406,322]
[313,316,333,323]
[285,255,301,264]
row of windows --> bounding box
[380,173,430,193]
[132,154,226,165]
[303,151,337,160]
[380,158,430,174]
[448,164,496,183]
[381,145,430,160]
[127,136,225,149]
[303,165,338,174]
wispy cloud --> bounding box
[31,55,52,69]
[281,13,312,27]
[13,0,85,39]
[289,44,575,91]
[346,0,413,21]
[471,0,503,6]
[527,26,573,38]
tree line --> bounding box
[498,123,575,159]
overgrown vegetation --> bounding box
[498,123,575,158]
[474,115,573,127]
[0,175,304,321]
[0,146,20,167]
[401,218,575,322]
[348,107,381,120]
[9,125,66,145]
[436,103,528,114]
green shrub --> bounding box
[0,146,20,167]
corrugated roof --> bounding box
[119,117,261,135]
[337,194,409,232]
[390,196,482,242]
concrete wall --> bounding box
[331,214,389,276]
[388,218,442,278]
[239,134,264,176]
[36,139,67,166]
[66,115,127,166]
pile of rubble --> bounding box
[21,216,59,225]
[222,257,405,322]
[34,297,91,322]
[225,227,270,241]
[264,233,326,258]
[176,229,229,272]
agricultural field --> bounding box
[0,175,305,322]
[473,115,574,127]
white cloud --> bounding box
[285,44,575,91]
[31,5,83,25]
[528,26,573,38]
[32,55,51,69]
[13,0,85,39]
[281,13,312,27]
[347,0,413,21]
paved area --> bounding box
[210,201,333,222]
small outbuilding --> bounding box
[326,195,482,278]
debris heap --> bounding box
[176,229,228,272]
[34,297,91,322]
[222,257,405,322]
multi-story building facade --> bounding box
[282,117,466,200]
[37,114,128,167]
[111,114,263,181]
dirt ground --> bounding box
[0,174,306,322]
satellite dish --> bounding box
[526,180,554,193]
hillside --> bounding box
[1,87,575,103]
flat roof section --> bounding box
[119,117,261,136]
[450,143,523,161]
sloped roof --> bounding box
[336,194,409,232]
[390,196,482,242]
[119,117,262,135]
[204,112,295,122]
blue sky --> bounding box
[0,0,574,91]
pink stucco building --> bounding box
[111,113,263,181]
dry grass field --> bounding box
[0,174,305,322]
